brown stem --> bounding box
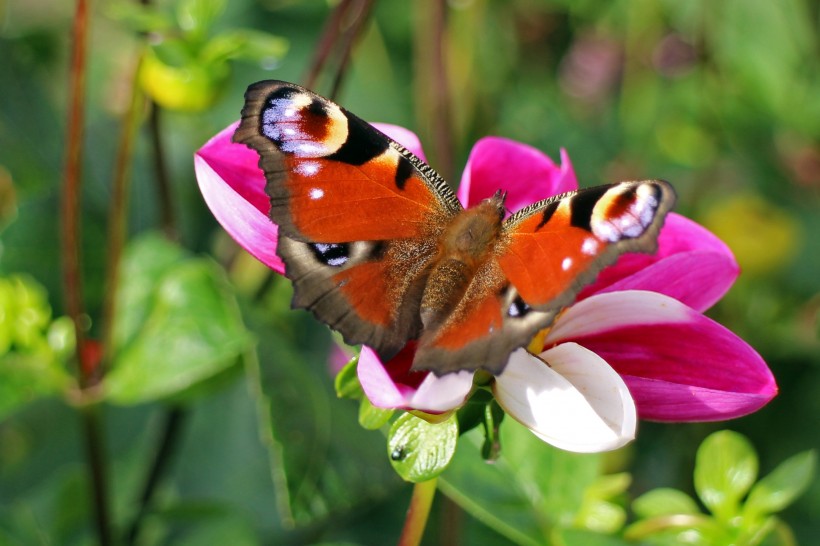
[329,0,377,100]
[398,479,438,546]
[81,406,113,546]
[147,104,178,240]
[303,0,377,98]
[303,0,355,89]
[100,51,145,375]
[62,0,89,384]
[124,407,187,545]
[429,0,453,181]
[414,0,454,181]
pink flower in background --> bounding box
[195,123,777,453]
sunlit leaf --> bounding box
[387,412,458,482]
[745,450,816,517]
[694,430,758,521]
[106,234,252,403]
[633,488,702,518]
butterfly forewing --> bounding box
[234,80,462,360]
[498,180,675,309]
[234,80,461,243]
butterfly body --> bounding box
[234,80,676,376]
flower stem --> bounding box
[302,0,376,98]
[413,0,454,181]
[63,1,114,544]
[124,407,186,545]
[101,50,145,371]
[147,104,178,241]
[398,478,437,546]
[62,0,89,385]
[80,405,113,546]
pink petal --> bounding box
[457,138,577,212]
[581,213,739,312]
[372,123,427,162]
[548,291,777,421]
[194,149,284,274]
[197,122,271,215]
[358,345,472,413]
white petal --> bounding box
[493,345,636,453]
[546,290,690,344]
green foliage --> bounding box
[105,234,253,404]
[626,431,816,546]
[387,412,459,483]
[110,0,287,111]
[0,275,72,420]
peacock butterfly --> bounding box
[233,80,675,376]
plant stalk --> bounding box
[100,50,145,371]
[62,1,114,544]
[398,478,438,546]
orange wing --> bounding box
[414,181,675,375]
[233,81,461,361]
[233,80,461,243]
[498,181,675,310]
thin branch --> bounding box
[429,0,453,181]
[329,0,378,100]
[100,51,145,374]
[62,0,90,385]
[398,478,438,546]
[63,3,114,544]
[147,104,178,241]
[303,0,356,89]
[303,0,377,98]
[124,408,187,545]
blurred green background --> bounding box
[0,0,818,544]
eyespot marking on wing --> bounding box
[260,87,348,158]
[590,183,661,242]
[310,242,350,267]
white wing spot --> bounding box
[561,257,573,271]
[309,187,324,199]
[581,237,599,255]
[296,161,321,177]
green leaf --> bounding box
[439,420,602,546]
[202,29,288,67]
[176,0,226,36]
[744,450,816,517]
[358,397,393,430]
[694,430,758,520]
[333,354,362,400]
[587,473,632,501]
[387,412,458,482]
[246,307,399,527]
[106,1,173,33]
[633,488,702,518]
[0,275,71,420]
[575,500,626,534]
[557,528,631,546]
[576,473,631,533]
[106,235,253,404]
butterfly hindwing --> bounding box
[234,80,461,360]
[414,180,675,374]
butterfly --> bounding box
[233,80,675,376]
